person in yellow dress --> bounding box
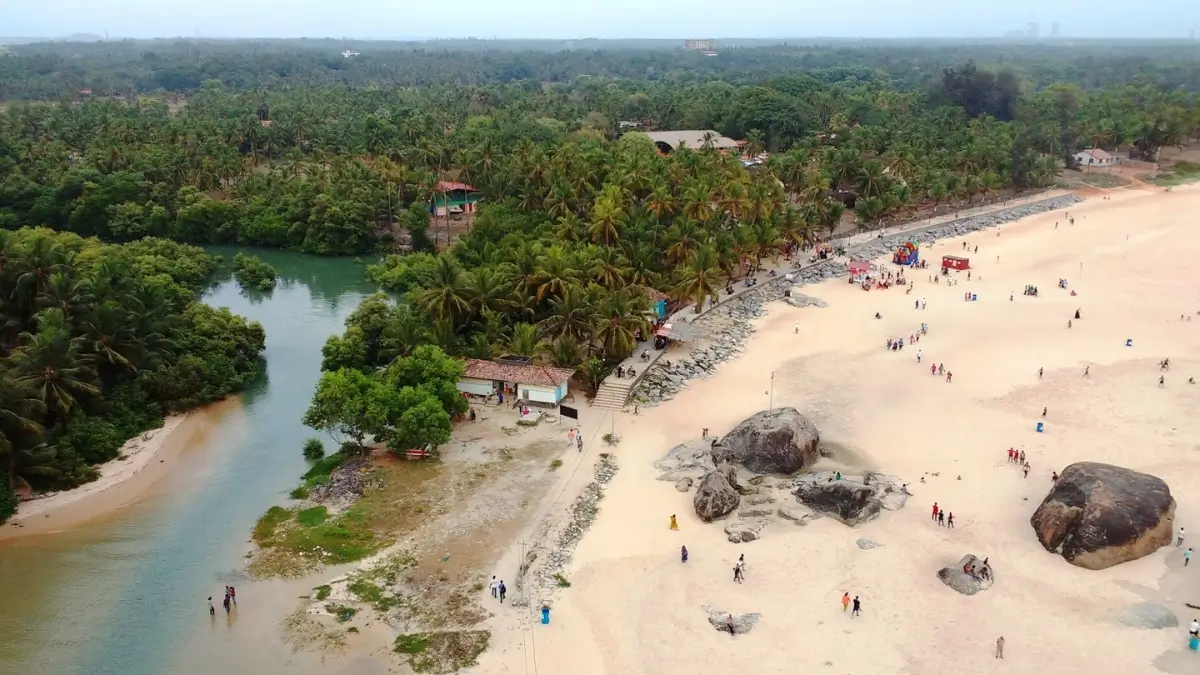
[669,514,678,530]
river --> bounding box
[0,248,378,675]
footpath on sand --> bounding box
[629,191,1081,406]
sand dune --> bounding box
[476,185,1200,675]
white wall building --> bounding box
[1074,148,1118,167]
[457,359,574,406]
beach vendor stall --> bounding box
[942,255,970,272]
[654,320,702,350]
[849,260,873,288]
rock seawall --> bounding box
[635,195,1081,406]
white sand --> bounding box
[4,415,186,532]
[477,185,1200,675]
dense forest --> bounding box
[1,40,1198,466]
[0,231,266,519]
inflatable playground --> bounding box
[893,240,919,266]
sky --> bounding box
[1,0,1196,40]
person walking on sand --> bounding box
[842,592,851,612]
[995,636,1005,659]
[670,514,678,530]
[932,502,939,522]
[208,597,215,617]
[1019,450,1025,463]
[947,512,955,529]
[851,596,861,617]
[916,349,922,363]
[733,565,744,584]
[681,545,688,563]
[1042,407,1048,418]
[1177,527,1186,547]
[1038,367,1044,379]
[1185,548,1193,567]
[938,510,946,527]
[794,322,799,334]
[727,614,736,637]
[1159,375,1166,387]
[490,576,498,598]
[1083,366,1089,377]
[1024,463,1030,478]
[499,581,507,603]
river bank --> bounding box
[474,183,1200,675]
[1,415,189,539]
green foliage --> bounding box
[366,253,442,294]
[549,459,563,470]
[232,252,278,291]
[304,346,462,457]
[254,506,291,542]
[553,573,571,588]
[289,486,309,500]
[302,437,325,460]
[326,604,357,622]
[0,229,264,517]
[314,584,332,601]
[393,630,491,674]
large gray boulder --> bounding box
[693,469,741,522]
[791,472,889,526]
[1030,462,1175,570]
[704,607,760,635]
[937,554,993,596]
[712,407,820,475]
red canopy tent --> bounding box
[849,260,872,275]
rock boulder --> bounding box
[712,407,820,475]
[1029,462,1175,570]
[791,473,885,526]
[937,554,993,596]
[693,469,741,522]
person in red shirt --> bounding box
[931,502,939,521]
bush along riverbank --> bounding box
[635,194,1082,405]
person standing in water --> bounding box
[208,597,215,616]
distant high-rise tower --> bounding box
[1028,22,1040,39]
[1051,23,1060,38]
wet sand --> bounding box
[1,400,246,541]
[476,185,1200,675]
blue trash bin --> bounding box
[1126,338,1133,347]
[1189,635,1199,651]
[541,606,550,625]
[1036,422,1044,433]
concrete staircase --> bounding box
[592,379,634,410]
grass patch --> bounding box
[314,584,332,601]
[1078,172,1128,188]
[347,577,400,612]
[253,506,292,542]
[326,603,357,622]
[302,452,349,487]
[296,505,329,527]
[345,551,417,612]
[553,573,571,588]
[549,459,563,470]
[1148,161,1200,187]
[289,486,310,500]
[394,630,491,674]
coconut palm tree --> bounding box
[10,309,100,422]
[672,246,721,312]
[411,257,471,326]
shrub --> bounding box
[302,438,326,460]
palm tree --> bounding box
[589,247,632,289]
[543,335,586,369]
[672,246,721,312]
[590,288,653,360]
[505,323,545,359]
[538,290,595,342]
[411,257,470,326]
[532,246,579,303]
[10,309,100,422]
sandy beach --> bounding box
[0,405,231,540]
[476,185,1200,675]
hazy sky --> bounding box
[2,0,1196,40]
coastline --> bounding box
[0,406,217,541]
[474,182,1200,674]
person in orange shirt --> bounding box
[841,592,851,612]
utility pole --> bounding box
[768,372,775,413]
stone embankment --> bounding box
[634,195,1081,405]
